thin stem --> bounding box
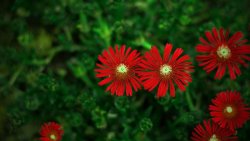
[185,90,195,111]
[8,66,24,86]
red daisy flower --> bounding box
[191,120,238,141]
[138,43,193,97]
[95,45,141,96]
[40,122,64,141]
[209,91,250,131]
[196,27,250,79]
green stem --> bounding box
[185,90,195,111]
[64,27,72,41]
[8,66,24,86]
[81,76,94,88]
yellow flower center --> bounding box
[50,134,57,140]
[160,64,172,76]
[226,106,233,113]
[209,134,220,141]
[116,64,128,74]
[216,45,231,59]
[115,63,129,79]
[223,105,237,118]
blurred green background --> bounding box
[0,0,250,140]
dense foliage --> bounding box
[0,0,250,140]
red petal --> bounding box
[228,64,236,80]
[98,77,113,86]
[163,43,172,62]
[205,31,217,45]
[196,44,213,53]
[212,27,220,43]
[157,80,168,97]
[116,81,125,96]
[214,64,226,80]
[125,80,132,96]
[228,31,243,45]
[151,46,163,63]
[176,55,190,64]
[174,79,185,91]
[199,37,210,45]
[219,28,225,42]
[169,48,183,64]
[169,80,175,97]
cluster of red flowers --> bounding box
[95,27,250,139]
[191,91,250,141]
[95,27,250,97]
[95,43,194,97]
[35,28,250,140]
[191,28,250,140]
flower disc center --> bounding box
[209,134,220,141]
[226,106,233,113]
[116,64,128,74]
[217,45,231,59]
[50,134,57,140]
[223,105,237,118]
[160,64,172,76]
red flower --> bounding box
[40,122,64,141]
[209,91,250,131]
[196,27,250,79]
[191,120,238,141]
[138,43,193,97]
[95,45,141,96]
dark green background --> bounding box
[0,0,250,140]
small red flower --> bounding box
[191,120,238,141]
[209,91,250,131]
[196,27,250,79]
[40,122,64,141]
[95,45,141,96]
[138,43,193,97]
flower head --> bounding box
[40,122,64,141]
[209,91,250,131]
[196,27,250,79]
[138,43,193,97]
[191,120,238,141]
[95,45,141,96]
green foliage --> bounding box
[139,118,153,132]
[0,0,250,140]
